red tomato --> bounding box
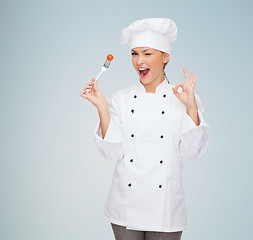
[107,54,114,61]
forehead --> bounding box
[131,47,154,52]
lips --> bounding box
[138,67,150,78]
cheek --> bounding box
[132,58,137,67]
[149,58,163,72]
[132,59,139,73]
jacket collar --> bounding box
[135,78,170,93]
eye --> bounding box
[131,52,137,55]
[145,53,151,55]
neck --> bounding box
[141,73,165,93]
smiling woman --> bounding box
[81,17,210,240]
[131,47,170,93]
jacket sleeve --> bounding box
[93,93,124,162]
[178,93,211,160]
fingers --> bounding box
[183,66,189,84]
[80,87,91,97]
[172,86,179,97]
[91,78,98,94]
[92,78,97,88]
[174,82,185,91]
[81,84,93,95]
[190,70,197,88]
[172,82,184,98]
[190,70,193,84]
[80,78,96,97]
[184,67,197,88]
[192,75,196,88]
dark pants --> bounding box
[111,223,183,240]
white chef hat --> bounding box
[120,18,177,54]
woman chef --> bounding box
[81,18,210,240]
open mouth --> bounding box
[138,67,150,78]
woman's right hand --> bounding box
[80,78,107,109]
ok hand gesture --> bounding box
[172,66,197,109]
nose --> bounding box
[137,55,144,65]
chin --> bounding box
[140,78,152,85]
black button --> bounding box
[162,111,165,114]
[130,159,133,162]
[134,95,137,98]
[163,94,166,98]
[131,109,134,113]
[159,185,162,188]
[131,134,134,137]
[160,160,163,164]
[128,183,131,187]
[160,135,163,138]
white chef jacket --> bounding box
[94,79,210,232]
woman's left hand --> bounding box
[172,66,197,109]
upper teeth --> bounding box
[139,68,148,70]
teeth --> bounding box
[138,68,149,70]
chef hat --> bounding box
[120,18,177,54]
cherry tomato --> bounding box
[107,54,114,61]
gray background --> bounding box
[1,0,252,239]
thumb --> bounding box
[172,87,179,97]
[93,79,98,90]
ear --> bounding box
[163,53,170,64]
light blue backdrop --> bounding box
[1,0,252,239]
